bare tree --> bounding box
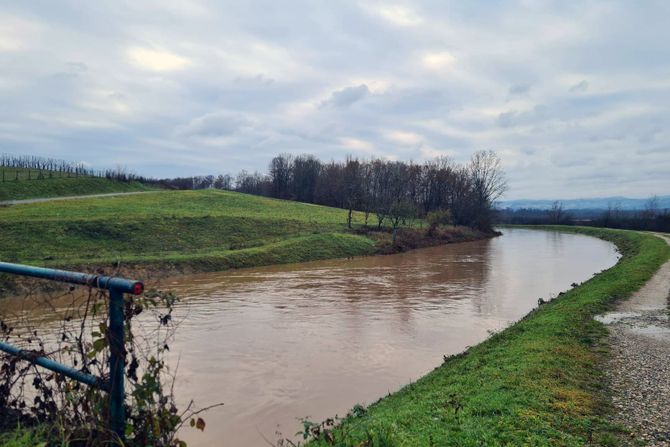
[467,150,508,229]
[291,154,321,203]
[269,154,293,199]
[548,201,565,224]
[342,157,363,228]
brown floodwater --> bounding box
[0,228,619,446]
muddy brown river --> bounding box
[1,228,619,445]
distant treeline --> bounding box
[155,151,507,231]
[497,199,670,233]
[0,154,147,183]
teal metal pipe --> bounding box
[0,341,105,389]
[0,261,144,295]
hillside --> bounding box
[0,190,376,273]
[0,168,152,201]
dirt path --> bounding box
[596,233,670,445]
[0,191,160,206]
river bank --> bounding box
[303,227,670,446]
[0,188,496,297]
[0,226,495,299]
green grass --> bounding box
[0,190,375,272]
[306,227,670,446]
[0,168,152,201]
[0,425,45,447]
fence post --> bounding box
[109,287,126,441]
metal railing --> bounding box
[0,261,144,441]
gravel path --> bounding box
[596,233,670,446]
[0,190,160,206]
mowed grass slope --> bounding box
[307,228,670,446]
[0,190,375,271]
[0,168,151,201]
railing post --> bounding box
[109,287,126,441]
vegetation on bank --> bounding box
[302,227,670,446]
[0,168,152,201]
[0,426,46,447]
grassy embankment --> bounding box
[0,167,151,201]
[304,227,670,446]
[0,190,373,270]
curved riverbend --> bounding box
[158,227,619,446]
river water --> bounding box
[0,228,619,445]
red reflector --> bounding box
[133,283,144,295]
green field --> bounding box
[0,168,151,201]
[0,190,377,273]
[306,227,670,446]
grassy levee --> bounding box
[0,168,151,201]
[0,190,378,293]
[306,227,670,446]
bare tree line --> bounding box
[151,151,508,231]
[227,151,507,231]
[498,197,670,232]
[0,153,146,183]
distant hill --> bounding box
[497,196,670,211]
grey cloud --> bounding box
[178,112,254,138]
[509,83,531,95]
[66,62,88,72]
[498,105,548,128]
[498,110,518,128]
[320,84,369,109]
[637,146,669,155]
[551,153,595,168]
[233,74,275,85]
[569,80,589,93]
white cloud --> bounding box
[341,137,374,152]
[214,41,310,80]
[374,5,423,26]
[127,47,190,71]
[0,14,43,52]
[387,130,422,145]
[422,51,457,71]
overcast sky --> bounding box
[1,1,668,199]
